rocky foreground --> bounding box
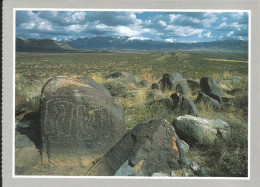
[15,71,247,176]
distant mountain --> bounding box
[64,36,248,51]
[16,37,248,52]
[16,38,75,52]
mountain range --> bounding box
[16,36,248,52]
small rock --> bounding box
[137,80,149,88]
[190,161,200,172]
[151,83,160,90]
[179,140,189,153]
[152,172,170,177]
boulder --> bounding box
[200,77,223,103]
[16,111,42,150]
[170,93,199,117]
[15,90,30,116]
[179,140,189,153]
[86,118,186,176]
[159,73,190,96]
[196,92,221,111]
[104,71,137,84]
[172,115,230,145]
[137,80,149,88]
[151,83,160,90]
[187,79,200,91]
[40,76,126,161]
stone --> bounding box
[170,93,199,117]
[137,80,149,88]
[114,160,144,176]
[179,140,189,153]
[152,172,170,177]
[200,77,223,103]
[151,83,160,90]
[16,111,42,150]
[104,71,137,84]
[187,79,200,91]
[196,92,221,111]
[86,118,186,176]
[172,115,230,145]
[190,161,200,172]
[40,76,126,161]
[15,90,30,116]
[159,73,190,96]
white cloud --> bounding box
[169,14,180,23]
[66,24,87,32]
[166,25,204,37]
[72,12,86,21]
[159,20,167,26]
[38,21,54,31]
[21,22,36,29]
[227,31,234,36]
[165,38,175,43]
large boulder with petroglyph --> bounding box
[40,76,126,161]
[159,73,190,96]
[86,118,186,176]
[172,115,230,145]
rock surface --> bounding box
[173,115,230,145]
[200,77,223,103]
[151,83,161,90]
[40,76,126,161]
[196,92,221,111]
[137,80,149,88]
[15,90,30,116]
[170,93,199,117]
[159,73,190,96]
[86,118,186,176]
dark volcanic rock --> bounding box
[187,79,200,91]
[86,118,186,176]
[15,90,30,116]
[137,80,149,88]
[200,77,223,103]
[159,73,190,96]
[170,93,199,117]
[173,115,230,145]
[40,76,126,161]
[151,83,161,90]
[16,111,42,150]
[104,71,137,84]
[196,92,220,111]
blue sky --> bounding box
[16,11,248,43]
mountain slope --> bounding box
[16,38,75,52]
[64,36,248,51]
[16,37,248,52]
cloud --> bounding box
[16,11,249,42]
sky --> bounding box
[16,11,249,43]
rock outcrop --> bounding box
[40,76,126,161]
[172,115,230,145]
[159,73,190,96]
[200,77,223,103]
[196,92,221,111]
[86,118,186,176]
[170,93,199,117]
